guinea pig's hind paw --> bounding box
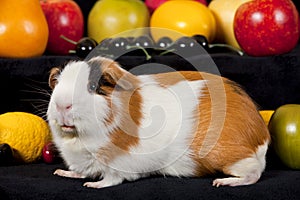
[212,177,242,187]
[212,176,257,187]
[83,181,105,188]
[83,176,124,188]
[83,180,118,188]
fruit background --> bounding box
[1,0,299,58]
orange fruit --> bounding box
[0,112,52,163]
[259,110,275,126]
[150,1,216,42]
[0,0,49,58]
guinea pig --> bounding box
[47,56,270,189]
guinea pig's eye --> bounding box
[88,81,97,93]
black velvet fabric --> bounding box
[0,162,299,200]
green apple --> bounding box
[269,104,300,169]
[208,0,252,49]
[87,0,150,43]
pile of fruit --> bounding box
[0,0,299,58]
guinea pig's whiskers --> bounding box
[20,81,51,119]
[20,98,49,119]
[32,107,48,119]
[23,82,51,97]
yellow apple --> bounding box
[150,1,216,42]
[87,0,150,43]
[208,0,252,49]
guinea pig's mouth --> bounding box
[61,125,76,133]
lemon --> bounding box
[259,110,275,126]
[0,112,51,163]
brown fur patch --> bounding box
[188,73,270,176]
[153,71,204,87]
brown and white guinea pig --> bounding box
[47,56,270,189]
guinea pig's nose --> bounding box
[65,105,72,110]
[56,103,72,113]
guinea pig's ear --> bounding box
[102,63,139,91]
[49,67,61,90]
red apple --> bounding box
[145,0,167,13]
[234,0,299,56]
[42,141,61,164]
[40,0,84,55]
[195,0,208,5]
[299,14,300,38]
[145,0,207,14]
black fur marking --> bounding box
[87,59,115,95]
[87,59,104,95]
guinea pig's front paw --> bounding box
[54,169,85,179]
